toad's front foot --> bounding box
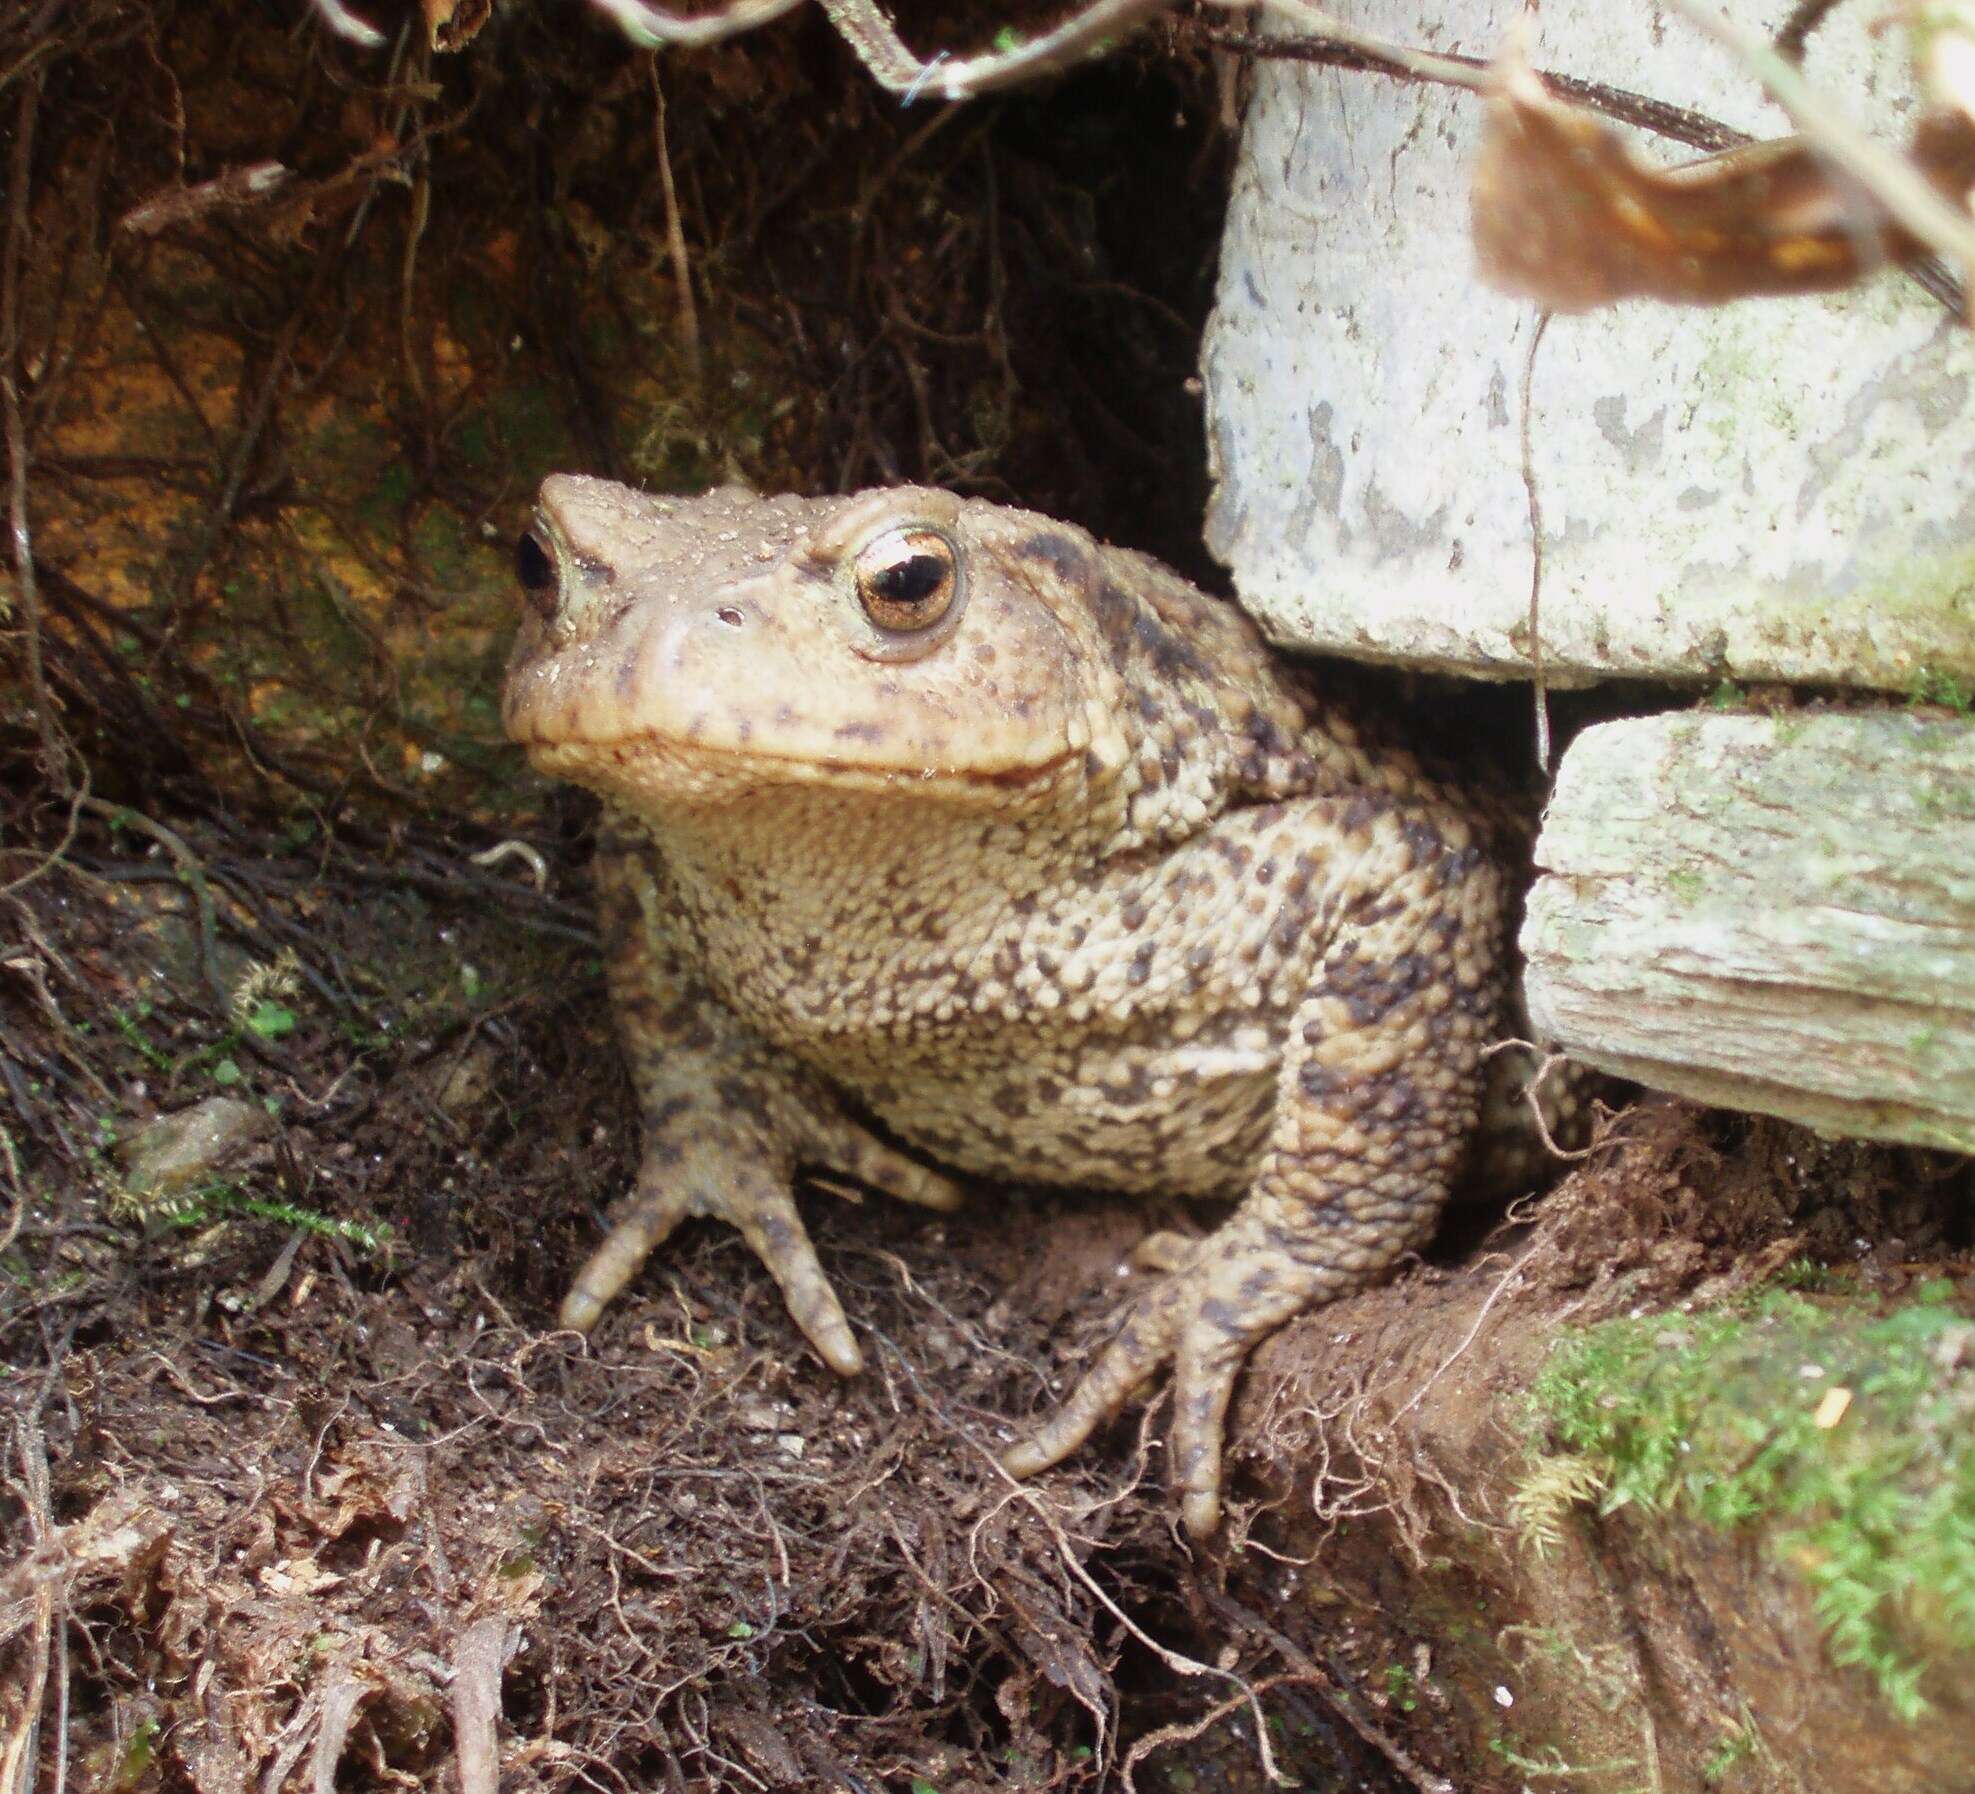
[561,1099,963,1373]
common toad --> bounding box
[504,478,1529,1533]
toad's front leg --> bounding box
[563,835,963,1369]
[1005,825,1508,1534]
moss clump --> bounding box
[1527,1282,1975,1718]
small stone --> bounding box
[119,1097,274,1198]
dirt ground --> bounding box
[2,4,1972,1792]
[6,826,1968,1792]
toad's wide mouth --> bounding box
[518,726,1086,806]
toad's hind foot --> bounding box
[1007,814,1496,1532]
[1002,1219,1370,1536]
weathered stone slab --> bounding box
[1522,711,1975,1151]
[1201,0,1975,691]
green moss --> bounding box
[1486,1732,1644,1786]
[149,1179,395,1253]
[1700,1716,1762,1788]
[1908,666,1973,717]
[113,1719,160,1791]
[1527,1283,1975,1718]
[1664,865,1704,903]
[1831,540,1975,636]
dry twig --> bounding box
[452,1617,514,1794]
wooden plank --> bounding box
[1522,711,1975,1152]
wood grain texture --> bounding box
[1523,711,1975,1151]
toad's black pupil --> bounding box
[515,530,555,594]
[871,554,946,606]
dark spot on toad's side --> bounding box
[1401,819,1446,867]
[1102,1064,1152,1105]
[645,1095,695,1131]
[1440,845,1485,888]
[658,998,705,1036]
[1378,1074,1426,1127]
[1016,532,1090,581]
[1345,985,1399,1026]
[1133,610,1212,683]
[1248,713,1288,756]
[1089,581,1137,659]
[1390,952,1431,995]
[834,720,886,743]
[1299,1060,1342,1099]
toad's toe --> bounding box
[559,1177,695,1333]
[1171,1315,1254,1537]
[813,1123,965,1214]
[729,1173,863,1374]
[1001,1278,1188,1480]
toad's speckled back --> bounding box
[505,477,1530,1533]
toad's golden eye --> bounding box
[852,527,960,633]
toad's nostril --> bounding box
[515,530,558,619]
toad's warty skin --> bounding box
[504,476,1536,1534]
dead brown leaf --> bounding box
[1473,47,1975,311]
[426,0,493,51]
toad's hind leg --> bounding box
[1004,825,1509,1535]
